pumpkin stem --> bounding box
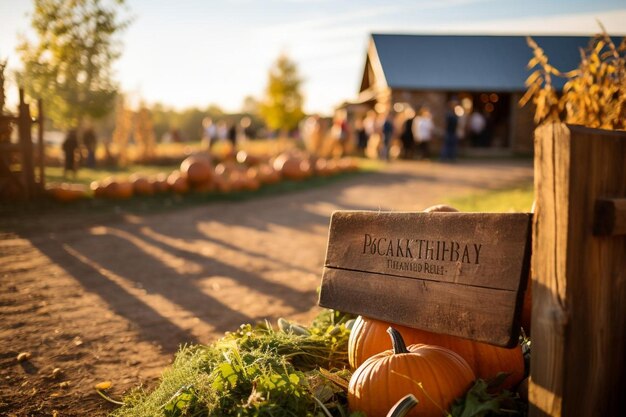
[386,394,418,417]
[387,327,410,354]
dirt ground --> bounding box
[0,159,533,416]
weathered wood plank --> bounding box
[593,198,626,236]
[529,124,626,417]
[319,211,532,347]
[320,267,520,346]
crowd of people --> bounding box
[60,101,491,179]
[302,99,490,163]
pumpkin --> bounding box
[326,159,339,175]
[129,174,154,196]
[180,154,212,185]
[349,316,524,390]
[315,158,330,176]
[257,164,281,184]
[338,157,358,172]
[90,181,106,198]
[167,171,189,194]
[102,179,133,199]
[192,181,214,193]
[236,150,265,166]
[152,174,170,193]
[47,183,88,202]
[273,153,311,180]
[348,327,474,417]
[213,174,233,193]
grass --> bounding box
[110,311,356,417]
[447,181,534,213]
[45,164,180,186]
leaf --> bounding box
[319,368,350,390]
[524,70,541,87]
[94,381,112,390]
[449,377,525,417]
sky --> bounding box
[1,0,625,115]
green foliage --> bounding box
[260,54,305,132]
[449,375,527,417]
[111,310,357,417]
[17,0,130,128]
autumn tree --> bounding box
[17,0,129,129]
[259,54,305,133]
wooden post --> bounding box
[530,124,626,417]
[17,89,35,199]
[37,99,45,190]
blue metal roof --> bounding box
[370,34,596,92]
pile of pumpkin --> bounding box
[45,151,359,203]
[346,315,527,416]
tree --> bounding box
[17,0,129,129]
[259,54,305,132]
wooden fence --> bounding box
[0,88,45,201]
[530,123,626,417]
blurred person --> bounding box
[171,128,183,143]
[302,114,322,154]
[363,110,376,140]
[331,109,349,157]
[354,116,368,155]
[441,99,460,162]
[400,107,415,159]
[469,110,486,147]
[83,127,97,168]
[380,111,394,161]
[62,129,79,179]
[413,106,435,160]
[217,121,228,141]
[202,117,217,149]
[228,122,238,147]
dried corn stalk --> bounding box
[521,27,625,130]
[134,106,156,161]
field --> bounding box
[0,158,534,416]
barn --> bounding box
[349,33,593,154]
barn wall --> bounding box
[510,92,535,154]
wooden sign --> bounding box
[319,211,532,347]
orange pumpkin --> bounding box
[338,157,358,172]
[213,174,233,193]
[236,150,265,166]
[314,158,330,176]
[102,179,133,199]
[273,153,311,180]
[47,183,88,202]
[129,174,154,196]
[192,181,214,193]
[348,327,474,417]
[180,154,212,185]
[152,174,170,193]
[90,181,106,198]
[257,164,281,184]
[167,171,189,194]
[349,316,524,390]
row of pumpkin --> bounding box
[46,151,359,202]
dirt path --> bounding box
[0,160,532,416]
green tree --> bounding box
[259,54,305,132]
[17,0,129,129]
